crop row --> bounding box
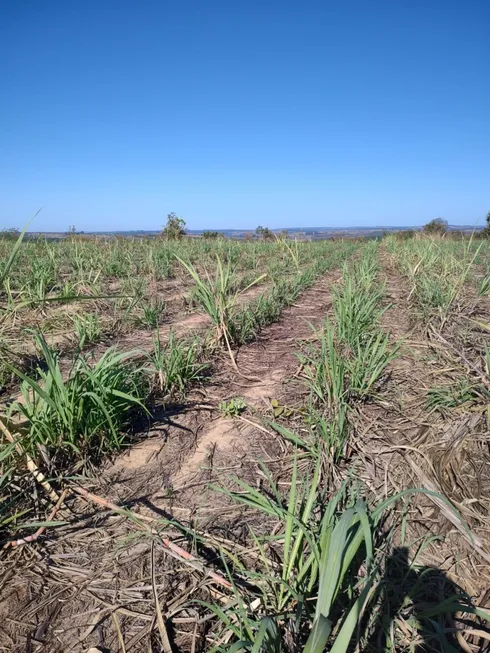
[0,237,358,539]
[142,241,489,651]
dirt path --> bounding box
[355,249,490,605]
[103,270,340,519]
[0,267,342,653]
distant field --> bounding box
[1,233,490,651]
[26,223,483,241]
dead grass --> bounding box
[354,251,490,605]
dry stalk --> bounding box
[152,540,173,653]
[71,485,233,590]
[4,488,68,549]
[0,417,60,502]
[110,612,127,653]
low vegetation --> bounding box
[8,333,148,461]
[1,227,490,651]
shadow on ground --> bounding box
[368,546,482,652]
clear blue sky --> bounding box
[1,1,489,232]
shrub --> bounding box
[395,229,416,240]
[162,213,186,240]
[480,211,490,239]
[423,218,448,235]
[0,228,21,241]
[256,225,275,240]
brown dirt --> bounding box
[0,268,340,652]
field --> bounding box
[1,232,490,652]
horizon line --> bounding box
[24,223,483,234]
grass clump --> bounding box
[7,333,148,461]
[301,320,347,409]
[348,331,399,397]
[138,296,166,328]
[301,325,398,405]
[426,378,489,412]
[177,255,266,361]
[200,456,488,652]
[144,329,206,400]
[73,312,102,347]
[334,247,386,346]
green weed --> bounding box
[8,333,148,461]
[144,329,206,400]
[218,397,246,417]
[139,296,166,328]
[426,378,488,412]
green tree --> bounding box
[203,230,219,240]
[480,210,490,238]
[162,213,186,240]
[256,225,274,240]
[423,217,448,236]
[0,228,21,241]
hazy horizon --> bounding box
[23,221,485,235]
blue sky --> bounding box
[1,1,489,232]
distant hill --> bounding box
[27,224,482,241]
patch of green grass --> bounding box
[299,246,398,461]
[200,456,487,652]
[334,270,385,345]
[144,329,206,401]
[138,296,166,328]
[300,320,347,409]
[426,378,488,412]
[73,312,102,347]
[347,331,399,398]
[8,333,148,461]
[301,325,397,407]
